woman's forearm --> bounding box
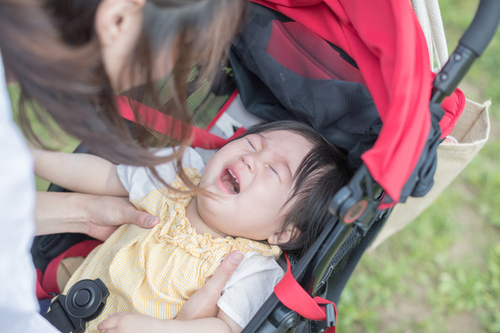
[34,191,92,236]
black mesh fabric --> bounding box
[313,227,363,296]
[325,211,390,304]
[230,3,382,170]
[124,63,236,134]
[290,212,389,333]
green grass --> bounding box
[8,85,80,190]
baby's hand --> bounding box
[98,312,166,333]
[98,312,238,333]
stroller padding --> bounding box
[231,4,380,171]
[246,0,465,203]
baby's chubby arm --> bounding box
[30,148,128,196]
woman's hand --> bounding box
[35,192,159,241]
[84,195,159,240]
[96,242,243,333]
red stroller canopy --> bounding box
[251,0,465,203]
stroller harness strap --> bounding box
[36,240,102,300]
[274,255,337,332]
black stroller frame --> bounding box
[244,0,500,331]
[32,0,500,332]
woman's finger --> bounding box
[207,251,244,292]
[125,209,159,229]
[176,251,244,320]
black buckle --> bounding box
[43,278,109,333]
[314,303,336,332]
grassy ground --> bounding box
[337,0,500,331]
[9,0,499,331]
[8,88,80,191]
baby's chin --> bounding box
[195,194,221,216]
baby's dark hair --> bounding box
[243,121,352,257]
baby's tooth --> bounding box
[228,169,239,183]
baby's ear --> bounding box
[268,224,297,245]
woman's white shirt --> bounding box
[0,54,58,332]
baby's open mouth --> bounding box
[220,169,240,194]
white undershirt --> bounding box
[0,53,58,332]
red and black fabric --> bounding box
[116,93,246,150]
[36,239,102,300]
[120,62,241,150]
[31,232,95,278]
[233,0,465,206]
[114,0,466,207]
[230,4,380,172]
[274,255,338,332]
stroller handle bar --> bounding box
[332,0,500,226]
[245,2,499,331]
[432,0,500,103]
[460,0,500,58]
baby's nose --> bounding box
[241,154,257,172]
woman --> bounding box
[0,0,244,331]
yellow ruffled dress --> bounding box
[63,168,281,333]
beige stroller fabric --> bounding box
[369,99,490,250]
[57,257,85,292]
[369,0,492,250]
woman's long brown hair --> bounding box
[0,0,245,192]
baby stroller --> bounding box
[31,0,500,332]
